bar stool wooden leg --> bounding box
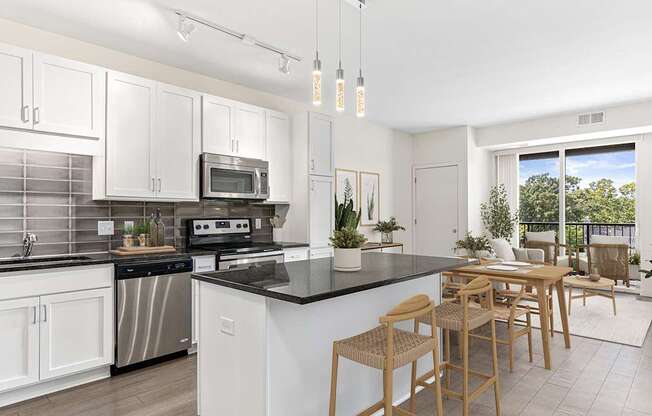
[409,321,419,414]
[383,368,393,416]
[507,322,514,373]
[329,347,339,416]
[490,318,501,416]
[432,321,444,416]
[444,329,451,390]
[462,324,469,416]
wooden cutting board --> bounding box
[109,245,177,256]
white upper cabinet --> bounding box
[308,112,334,177]
[235,103,266,160]
[266,111,291,203]
[202,94,237,156]
[0,297,39,392]
[0,43,32,130]
[32,53,105,138]
[155,83,201,200]
[202,94,266,160]
[309,175,333,248]
[39,288,113,381]
[105,71,156,199]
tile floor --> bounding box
[2,324,652,415]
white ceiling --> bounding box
[2,0,652,133]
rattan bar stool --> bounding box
[413,277,501,416]
[329,294,443,416]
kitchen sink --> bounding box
[0,255,92,268]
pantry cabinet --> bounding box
[101,71,200,201]
[266,111,292,203]
[0,297,39,392]
[202,94,266,160]
[309,175,333,248]
[308,112,334,177]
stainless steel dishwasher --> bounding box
[113,258,193,374]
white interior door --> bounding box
[414,165,459,256]
[309,175,333,248]
[308,113,334,176]
[105,71,156,198]
[0,43,32,130]
[266,111,291,202]
[33,53,105,138]
[235,103,266,159]
[155,83,201,200]
[0,297,39,392]
[39,288,113,381]
[202,94,236,155]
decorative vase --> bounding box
[333,248,362,272]
[122,235,135,248]
[381,232,393,244]
[138,234,150,247]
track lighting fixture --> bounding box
[177,14,195,42]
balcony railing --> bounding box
[519,222,637,251]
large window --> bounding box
[518,143,636,250]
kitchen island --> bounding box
[192,253,471,416]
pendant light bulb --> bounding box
[336,66,345,112]
[356,72,365,118]
[312,54,322,106]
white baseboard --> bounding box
[0,366,110,408]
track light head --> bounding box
[177,15,195,42]
[278,54,291,74]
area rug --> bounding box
[528,291,652,347]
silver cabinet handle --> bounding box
[32,306,37,324]
[41,304,47,322]
[310,180,315,191]
[231,139,235,153]
[310,159,315,171]
[236,140,239,153]
[152,178,156,192]
[157,178,161,192]
[22,105,30,123]
[33,107,40,124]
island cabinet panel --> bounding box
[0,297,39,392]
[192,255,216,345]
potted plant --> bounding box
[134,221,150,247]
[373,217,405,244]
[629,251,640,281]
[332,196,366,271]
[481,184,519,241]
[455,232,493,259]
[122,223,135,248]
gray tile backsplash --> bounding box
[0,148,275,259]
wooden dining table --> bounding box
[450,263,574,370]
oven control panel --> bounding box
[191,218,250,235]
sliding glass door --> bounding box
[519,151,560,245]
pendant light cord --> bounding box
[359,4,362,72]
[315,0,319,53]
[338,0,342,66]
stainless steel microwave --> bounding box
[201,153,269,200]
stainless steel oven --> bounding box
[218,250,285,271]
[201,153,269,200]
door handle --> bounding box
[41,304,47,322]
[231,139,235,153]
[32,306,37,324]
[236,140,239,153]
[157,178,162,192]
[22,105,30,123]
[452,229,457,234]
[310,159,315,171]
[152,178,156,192]
[33,107,40,124]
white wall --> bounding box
[466,127,492,234]
[0,18,415,250]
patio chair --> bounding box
[524,231,575,268]
[584,237,630,287]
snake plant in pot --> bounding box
[331,196,366,271]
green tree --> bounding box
[519,173,559,222]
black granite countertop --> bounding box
[192,253,473,304]
[0,248,217,274]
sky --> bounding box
[519,150,635,189]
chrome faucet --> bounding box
[22,233,38,258]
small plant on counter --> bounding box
[134,221,151,247]
[334,196,361,231]
[122,223,134,236]
[455,232,492,258]
[373,217,405,244]
[330,227,368,249]
[121,223,135,248]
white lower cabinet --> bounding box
[192,255,216,346]
[39,288,113,381]
[0,297,39,392]
[283,247,309,263]
[310,247,334,259]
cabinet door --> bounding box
[192,255,216,345]
[235,103,266,159]
[106,71,156,198]
[0,297,39,392]
[32,53,105,138]
[266,111,291,202]
[155,83,201,200]
[308,112,334,177]
[39,288,113,381]
[202,94,236,155]
[0,43,32,130]
[309,175,333,248]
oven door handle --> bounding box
[255,169,262,197]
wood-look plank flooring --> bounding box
[3,323,652,415]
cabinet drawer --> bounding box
[0,264,114,301]
[193,255,216,273]
[283,247,309,263]
[310,247,333,259]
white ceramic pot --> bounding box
[333,248,362,272]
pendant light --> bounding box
[355,3,365,118]
[312,0,322,106]
[335,0,345,112]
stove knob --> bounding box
[203,224,209,230]
[243,223,248,228]
[195,225,201,230]
[236,224,242,228]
